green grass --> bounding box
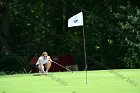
[0,69,140,93]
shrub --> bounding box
[0,53,26,73]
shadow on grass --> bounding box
[32,73,49,77]
[32,74,42,76]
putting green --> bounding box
[0,69,140,93]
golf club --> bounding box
[52,61,73,72]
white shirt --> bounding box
[36,56,50,65]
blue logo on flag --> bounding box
[73,17,78,23]
[74,19,78,23]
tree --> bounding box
[0,0,9,54]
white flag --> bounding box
[68,12,83,27]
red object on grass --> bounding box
[29,55,74,72]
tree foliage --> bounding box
[0,0,140,72]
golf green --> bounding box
[0,69,140,93]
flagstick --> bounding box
[67,11,87,83]
[82,25,88,84]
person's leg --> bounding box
[38,63,45,74]
[45,61,51,73]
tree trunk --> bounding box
[0,0,9,55]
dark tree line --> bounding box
[0,0,140,72]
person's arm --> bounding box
[36,57,42,65]
[48,56,52,62]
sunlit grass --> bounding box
[0,69,140,93]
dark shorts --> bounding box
[35,64,46,68]
[36,64,47,71]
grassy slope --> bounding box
[0,69,140,93]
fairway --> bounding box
[0,69,140,93]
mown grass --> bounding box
[0,69,140,93]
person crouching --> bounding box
[36,52,52,74]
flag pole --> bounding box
[82,22,88,84]
[67,11,87,84]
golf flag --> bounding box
[68,12,83,27]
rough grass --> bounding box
[0,69,140,93]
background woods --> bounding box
[0,0,140,72]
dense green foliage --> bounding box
[0,0,140,72]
